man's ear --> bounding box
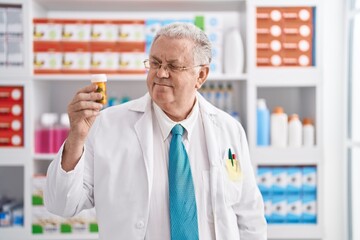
[195,65,210,89]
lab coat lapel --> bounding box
[133,94,154,200]
[198,93,222,239]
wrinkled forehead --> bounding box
[150,36,195,63]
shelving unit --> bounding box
[0,0,324,239]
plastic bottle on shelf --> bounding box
[53,113,70,153]
[303,118,315,146]
[288,114,303,147]
[271,106,288,147]
[225,83,233,113]
[256,99,270,147]
[224,28,244,75]
[35,113,58,154]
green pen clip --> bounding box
[228,148,234,166]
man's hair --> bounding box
[153,22,212,65]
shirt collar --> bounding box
[153,98,199,142]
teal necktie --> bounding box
[168,124,199,240]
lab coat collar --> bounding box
[152,98,199,143]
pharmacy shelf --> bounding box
[249,68,321,84]
[0,150,28,166]
[33,154,57,160]
[0,228,28,240]
[32,74,247,82]
[32,0,244,12]
[268,225,322,239]
[252,0,318,7]
[251,147,321,165]
[253,78,318,87]
[32,234,98,240]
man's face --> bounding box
[146,36,206,115]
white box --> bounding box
[62,22,91,41]
[63,52,91,71]
[7,37,23,66]
[34,22,62,41]
[0,7,6,34]
[0,37,5,66]
[91,52,119,71]
[91,23,117,42]
[34,52,62,70]
[6,7,22,34]
[118,24,145,42]
[118,52,146,70]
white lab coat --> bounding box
[45,93,267,240]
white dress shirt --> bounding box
[146,98,215,240]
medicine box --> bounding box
[62,19,91,42]
[257,167,273,194]
[271,194,287,223]
[272,167,287,194]
[33,19,62,41]
[302,194,317,223]
[302,166,317,194]
[287,167,302,194]
[286,194,302,223]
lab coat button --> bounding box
[136,221,145,229]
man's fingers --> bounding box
[68,101,103,113]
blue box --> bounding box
[302,167,317,194]
[286,194,302,223]
[263,194,272,224]
[287,167,302,194]
[257,167,273,194]
[302,194,317,224]
[272,167,287,194]
[271,194,287,223]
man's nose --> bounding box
[156,65,170,78]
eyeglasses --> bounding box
[143,59,204,73]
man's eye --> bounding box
[168,64,180,71]
[150,61,160,68]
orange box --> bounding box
[33,42,62,74]
[62,42,91,74]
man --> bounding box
[45,22,267,240]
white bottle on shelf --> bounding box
[303,118,315,146]
[271,106,288,147]
[288,114,303,147]
[224,28,244,75]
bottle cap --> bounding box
[257,99,267,109]
[91,74,107,83]
[303,118,313,125]
[60,113,70,127]
[272,106,284,114]
[41,113,59,127]
[288,114,299,122]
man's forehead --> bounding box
[150,37,194,62]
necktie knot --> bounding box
[171,124,184,136]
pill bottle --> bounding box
[303,118,315,146]
[91,74,107,105]
[288,114,302,147]
[271,106,288,147]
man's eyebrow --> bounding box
[150,55,180,64]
